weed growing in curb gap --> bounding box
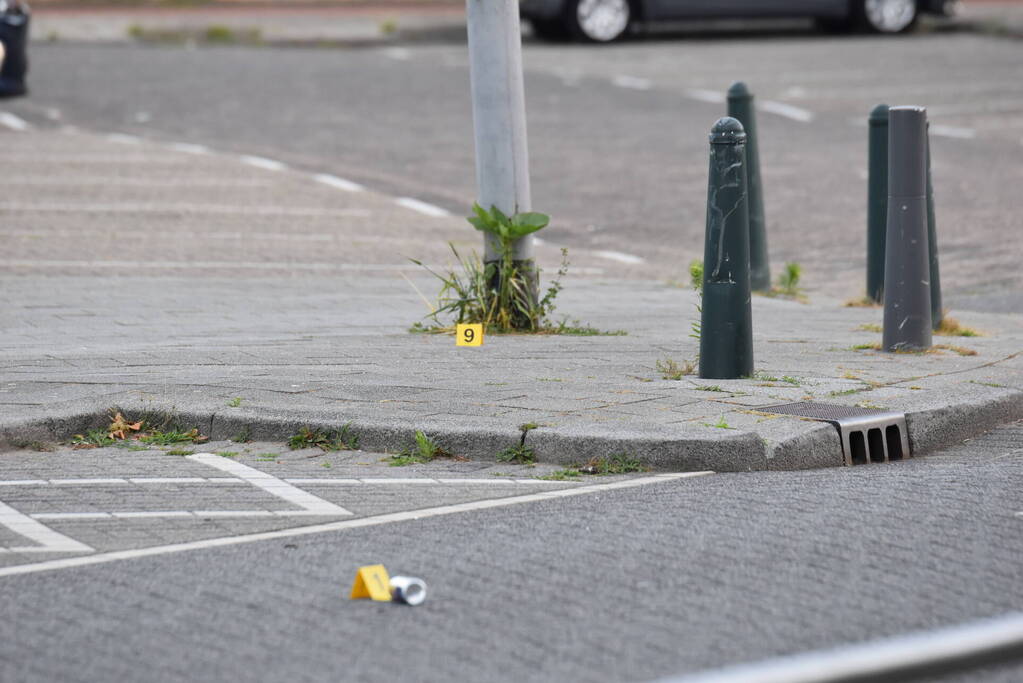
[539,469,581,481]
[579,453,647,475]
[227,397,243,408]
[390,430,451,466]
[656,358,695,380]
[288,425,359,452]
[165,448,194,456]
[497,423,539,465]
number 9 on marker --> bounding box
[456,323,484,347]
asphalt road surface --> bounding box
[7,29,1023,311]
[1,422,1021,682]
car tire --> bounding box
[853,0,919,34]
[565,0,633,43]
[529,16,571,42]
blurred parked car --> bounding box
[521,0,959,42]
[0,0,28,97]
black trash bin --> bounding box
[0,0,29,98]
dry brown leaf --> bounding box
[108,412,143,440]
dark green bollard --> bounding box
[699,117,754,380]
[867,104,889,303]
[926,126,943,328]
[727,82,770,292]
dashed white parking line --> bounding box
[128,478,207,484]
[49,478,127,486]
[395,197,452,218]
[0,111,30,132]
[189,453,353,516]
[0,480,47,487]
[758,100,815,123]
[239,155,287,171]
[105,133,141,145]
[0,501,93,554]
[0,472,712,577]
[313,173,365,192]
[166,142,210,155]
[684,88,727,104]
[612,75,652,91]
[930,124,976,140]
[594,250,646,265]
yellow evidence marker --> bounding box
[456,323,484,347]
[349,564,393,602]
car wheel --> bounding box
[529,16,571,42]
[566,0,632,43]
[854,0,919,34]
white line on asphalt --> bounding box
[0,202,371,217]
[106,133,141,145]
[0,260,428,272]
[929,124,976,140]
[313,173,365,193]
[239,155,288,172]
[382,47,411,60]
[0,480,47,486]
[0,472,712,577]
[358,478,441,485]
[166,142,210,155]
[612,75,652,91]
[594,250,646,265]
[0,111,30,131]
[49,478,128,486]
[395,197,452,218]
[32,513,111,520]
[193,510,277,518]
[759,100,815,123]
[189,453,353,516]
[283,479,363,486]
[0,500,94,553]
[684,88,726,104]
[128,478,209,484]
[664,612,1023,683]
[112,511,193,519]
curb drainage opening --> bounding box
[763,402,910,466]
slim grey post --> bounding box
[727,82,770,292]
[926,125,943,328]
[883,106,932,352]
[867,104,889,303]
[465,0,534,264]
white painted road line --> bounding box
[666,612,1023,683]
[612,75,652,91]
[930,124,976,140]
[0,472,713,577]
[759,100,815,123]
[0,480,47,487]
[193,510,277,518]
[239,155,287,172]
[0,202,371,218]
[283,478,363,486]
[0,111,30,132]
[594,250,646,265]
[313,173,365,193]
[395,197,452,218]
[166,142,210,155]
[32,513,111,521]
[0,500,94,553]
[49,478,127,486]
[128,478,209,484]
[112,511,193,519]
[189,453,353,516]
[684,88,726,104]
[106,133,141,145]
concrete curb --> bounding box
[3,387,1020,471]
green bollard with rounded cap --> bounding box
[867,104,889,303]
[699,117,754,380]
[727,82,770,292]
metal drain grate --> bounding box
[762,402,911,466]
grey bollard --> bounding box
[727,82,770,292]
[925,126,943,328]
[699,118,754,380]
[883,106,932,352]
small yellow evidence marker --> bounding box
[456,323,484,347]
[349,564,392,602]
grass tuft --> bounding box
[288,425,359,452]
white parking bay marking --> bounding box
[188,454,353,516]
[0,112,30,132]
[0,500,93,554]
[0,472,713,577]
